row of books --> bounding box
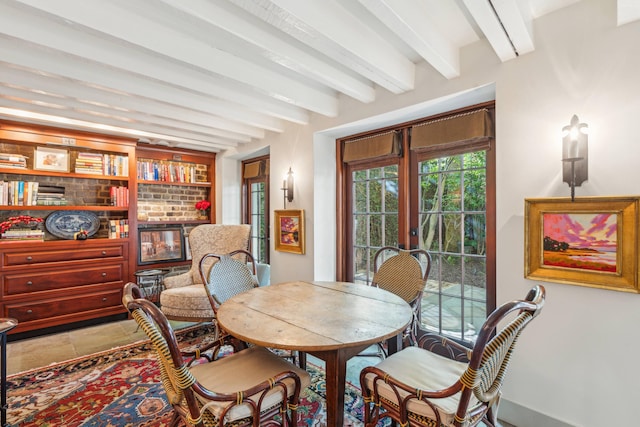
[75,152,129,177]
[137,160,200,183]
[109,219,129,239]
[0,181,68,206]
[1,229,44,241]
[110,186,129,207]
[0,154,27,169]
[0,152,128,176]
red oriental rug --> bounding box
[7,324,381,426]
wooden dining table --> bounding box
[216,280,412,427]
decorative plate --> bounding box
[45,210,100,239]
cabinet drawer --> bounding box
[3,246,124,266]
[3,264,124,296]
[4,289,123,322]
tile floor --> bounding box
[6,320,515,427]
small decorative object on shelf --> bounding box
[74,229,88,240]
[195,199,211,219]
[0,215,44,240]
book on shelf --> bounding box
[1,229,45,241]
[109,219,129,239]
[75,153,104,175]
[103,154,129,177]
[34,184,67,206]
[109,186,129,207]
[0,154,27,169]
[1,180,40,206]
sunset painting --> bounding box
[542,212,618,272]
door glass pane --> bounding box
[249,181,268,264]
[418,150,487,344]
[351,165,398,285]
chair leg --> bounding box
[168,410,182,427]
[297,351,307,369]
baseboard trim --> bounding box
[499,399,576,427]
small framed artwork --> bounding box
[524,196,640,293]
[34,146,70,172]
[274,209,305,254]
[138,227,185,265]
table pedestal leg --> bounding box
[310,345,370,427]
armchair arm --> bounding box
[163,272,194,289]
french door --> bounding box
[339,104,495,344]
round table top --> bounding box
[217,280,412,352]
[0,318,18,334]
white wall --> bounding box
[224,1,640,425]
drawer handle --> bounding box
[26,256,33,261]
[26,309,33,314]
[102,272,107,277]
[102,297,107,302]
[26,281,33,286]
[102,251,107,256]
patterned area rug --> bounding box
[7,324,374,426]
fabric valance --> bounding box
[343,131,401,164]
[411,109,493,150]
[243,160,268,179]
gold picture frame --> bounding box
[34,146,70,172]
[524,196,639,293]
[274,209,305,254]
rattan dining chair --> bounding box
[123,282,310,427]
[199,249,304,366]
[359,284,545,427]
[371,246,432,349]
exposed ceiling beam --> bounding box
[463,0,517,61]
[358,0,462,79]
[0,36,282,135]
[234,0,415,93]
[491,0,535,56]
[618,0,640,26]
[13,0,339,116]
[159,0,376,104]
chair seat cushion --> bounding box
[190,346,311,422]
[363,346,477,425]
[160,285,214,319]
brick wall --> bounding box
[137,183,208,222]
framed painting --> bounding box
[524,197,640,293]
[274,209,305,254]
[34,146,69,172]
[138,227,185,265]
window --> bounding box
[338,104,495,344]
[242,157,269,264]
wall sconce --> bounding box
[281,167,294,208]
[561,115,588,201]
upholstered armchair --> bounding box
[160,224,251,322]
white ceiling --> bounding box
[1,0,638,152]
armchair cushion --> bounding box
[362,346,475,423]
[191,345,311,422]
[160,285,214,320]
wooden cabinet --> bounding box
[0,239,128,334]
[0,121,136,334]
